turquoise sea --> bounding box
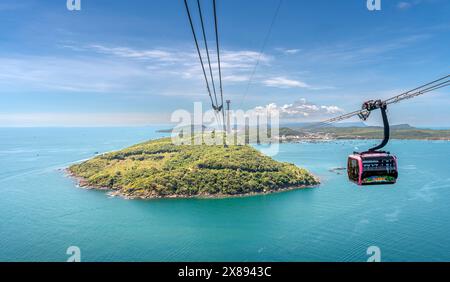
[1,127,450,262]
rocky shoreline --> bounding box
[66,137,320,200]
[66,169,319,200]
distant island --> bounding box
[68,138,319,199]
[278,124,450,142]
[158,124,450,143]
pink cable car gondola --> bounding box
[347,100,398,185]
[348,151,398,185]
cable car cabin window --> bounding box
[347,158,359,182]
[360,156,397,184]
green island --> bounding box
[68,137,319,199]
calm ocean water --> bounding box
[1,127,450,262]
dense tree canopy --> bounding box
[69,138,318,198]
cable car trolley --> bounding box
[347,100,398,185]
[315,75,449,186]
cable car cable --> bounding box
[213,0,227,134]
[304,75,449,130]
[384,75,449,105]
[317,76,448,186]
[183,0,217,110]
[239,0,283,110]
[197,0,220,110]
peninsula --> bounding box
[68,137,319,199]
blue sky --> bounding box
[0,0,449,126]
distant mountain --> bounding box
[279,124,450,140]
[333,122,368,128]
[279,127,307,137]
[365,124,415,130]
[281,121,368,128]
[391,124,415,129]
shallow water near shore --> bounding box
[1,127,450,262]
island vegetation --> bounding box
[68,137,319,199]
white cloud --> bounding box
[222,75,250,82]
[276,48,301,55]
[59,43,332,92]
[61,44,272,87]
[77,44,272,71]
[87,44,187,63]
[397,2,413,9]
[0,43,272,96]
[254,99,344,121]
[178,49,271,82]
[221,50,271,65]
[397,0,424,10]
[285,49,300,54]
[0,56,152,93]
[262,77,310,89]
[296,34,431,66]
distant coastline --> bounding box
[277,124,450,142]
[157,124,450,142]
